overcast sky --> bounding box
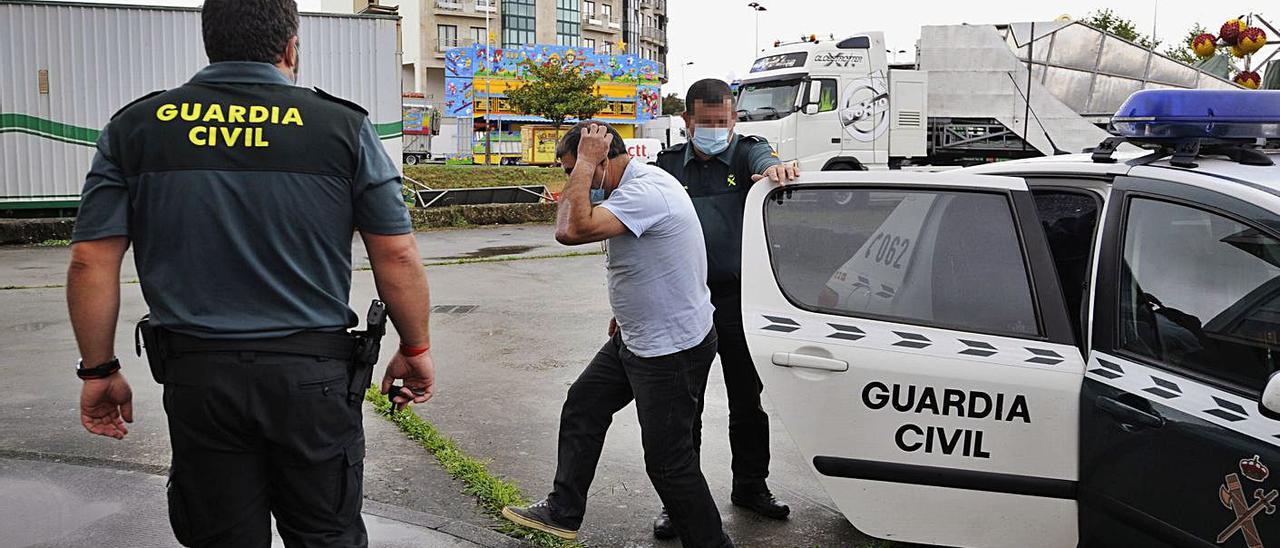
[75,0,1270,95]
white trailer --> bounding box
[736,21,1240,170]
[0,1,402,212]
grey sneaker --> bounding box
[501,499,579,540]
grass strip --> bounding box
[365,388,583,548]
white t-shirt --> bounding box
[599,159,715,357]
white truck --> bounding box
[736,22,1240,171]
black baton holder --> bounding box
[135,314,168,384]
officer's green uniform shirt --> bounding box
[72,62,412,339]
[656,134,780,285]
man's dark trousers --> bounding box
[703,284,770,494]
[547,329,733,547]
[163,350,367,547]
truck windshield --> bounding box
[736,79,802,121]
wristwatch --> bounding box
[76,357,121,380]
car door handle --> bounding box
[830,138,840,144]
[772,352,849,372]
[1095,395,1165,428]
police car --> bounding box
[742,90,1280,547]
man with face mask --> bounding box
[649,78,799,539]
[502,122,733,547]
[67,0,435,545]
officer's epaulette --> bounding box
[312,87,368,115]
[737,134,769,147]
[110,90,167,120]
[657,142,687,157]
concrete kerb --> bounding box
[0,204,559,245]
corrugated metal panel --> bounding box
[0,1,401,205]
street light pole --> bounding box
[484,2,492,164]
[682,61,694,92]
[747,2,766,55]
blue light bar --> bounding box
[1112,89,1280,140]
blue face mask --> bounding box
[692,127,731,156]
[589,160,609,205]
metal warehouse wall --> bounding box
[0,1,402,207]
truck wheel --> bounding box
[405,154,419,166]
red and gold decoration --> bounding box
[1193,33,1219,58]
[1239,27,1268,54]
[1221,19,1248,45]
[1234,70,1262,89]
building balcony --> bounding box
[641,26,666,44]
[434,0,496,18]
[639,0,666,12]
[435,37,476,56]
[582,15,620,33]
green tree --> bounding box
[1163,23,1209,64]
[505,59,607,127]
[661,93,685,116]
[1083,9,1159,49]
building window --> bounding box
[502,0,536,48]
[556,0,580,46]
[584,0,595,17]
[438,24,458,50]
[584,37,596,50]
[471,27,487,45]
[603,41,613,54]
[602,3,612,19]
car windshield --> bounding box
[736,79,802,121]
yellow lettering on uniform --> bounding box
[203,104,225,123]
[157,104,178,121]
[270,106,280,125]
[249,106,269,123]
[220,127,243,146]
[188,126,207,145]
[254,127,270,147]
[281,107,304,126]
[208,126,218,146]
[228,105,247,124]
[180,103,202,122]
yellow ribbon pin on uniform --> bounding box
[727,174,736,187]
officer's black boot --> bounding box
[652,507,677,540]
[731,487,791,520]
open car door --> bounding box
[741,172,1085,547]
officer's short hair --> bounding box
[202,0,300,64]
[686,79,735,115]
[555,121,629,161]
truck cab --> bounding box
[742,90,1280,546]
[735,32,927,172]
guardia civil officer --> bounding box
[649,78,799,539]
[66,1,435,545]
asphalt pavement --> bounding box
[0,224,870,547]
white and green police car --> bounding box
[743,90,1280,547]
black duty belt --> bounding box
[162,330,358,361]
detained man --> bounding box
[501,122,734,547]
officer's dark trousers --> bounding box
[704,285,771,493]
[162,351,367,547]
[547,329,734,548]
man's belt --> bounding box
[162,330,357,361]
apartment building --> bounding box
[322,0,668,108]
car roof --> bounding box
[966,149,1280,191]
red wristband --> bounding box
[399,343,430,357]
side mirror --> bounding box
[1262,372,1280,418]
[803,104,819,115]
[808,82,822,106]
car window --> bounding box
[1118,197,1280,393]
[765,187,1039,337]
[1032,190,1100,345]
